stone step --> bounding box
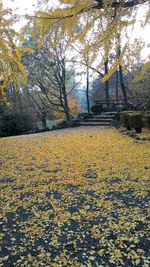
[85,118,113,122]
[92,115,114,119]
[102,112,117,115]
[75,112,117,127]
[79,122,112,126]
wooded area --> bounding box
[0,0,150,136]
[0,0,149,131]
[0,1,150,266]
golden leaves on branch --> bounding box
[33,0,150,84]
[0,4,33,99]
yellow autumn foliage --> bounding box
[102,59,126,83]
[0,3,33,99]
[135,58,150,81]
[54,110,65,120]
[33,0,149,81]
[69,98,79,116]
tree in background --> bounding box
[126,65,150,107]
[21,30,80,122]
[33,0,149,86]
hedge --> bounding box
[120,111,150,133]
[0,111,35,137]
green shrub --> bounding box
[129,112,143,133]
[143,112,150,129]
[91,104,103,114]
[0,111,35,137]
[120,111,143,133]
[120,112,132,130]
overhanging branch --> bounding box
[32,0,148,20]
[94,0,148,9]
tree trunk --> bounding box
[63,88,71,122]
[62,59,71,122]
[86,65,90,113]
[60,59,71,122]
[116,70,119,105]
[119,64,127,104]
[41,112,47,129]
[118,44,127,104]
[104,60,110,111]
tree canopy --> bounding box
[0,0,149,115]
[34,0,150,80]
[0,2,32,100]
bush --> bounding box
[120,112,132,130]
[54,119,79,129]
[143,112,150,129]
[129,113,143,133]
[0,111,35,137]
[120,111,143,133]
[91,104,103,114]
[112,113,121,128]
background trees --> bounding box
[22,31,79,122]
[0,0,149,136]
[33,0,149,105]
[34,1,149,70]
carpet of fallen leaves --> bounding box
[0,127,150,267]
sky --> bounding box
[2,0,59,14]
[3,0,36,14]
[2,0,60,30]
[2,0,150,60]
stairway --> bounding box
[79,112,117,127]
